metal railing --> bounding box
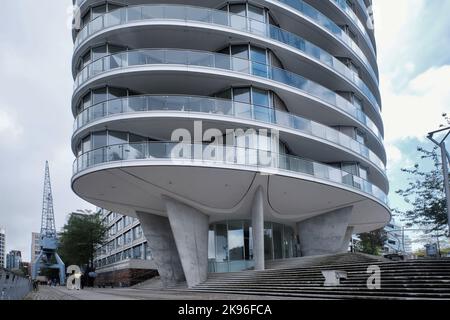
[73,95,386,173]
[73,141,388,205]
[73,3,380,110]
[74,48,384,143]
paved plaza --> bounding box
[24,285,290,300]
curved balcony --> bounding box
[73,4,381,112]
[329,0,376,52]
[72,141,388,206]
[275,0,378,84]
[73,48,384,144]
[72,95,387,175]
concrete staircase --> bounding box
[188,254,450,300]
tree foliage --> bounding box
[394,146,449,235]
[356,229,387,255]
[58,210,107,269]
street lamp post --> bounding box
[427,126,450,237]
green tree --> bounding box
[58,210,107,269]
[356,229,387,255]
[394,146,449,235]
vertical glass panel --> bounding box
[108,44,126,55]
[215,223,228,271]
[92,131,107,149]
[81,11,91,27]
[208,226,216,260]
[273,223,283,260]
[229,4,247,31]
[252,88,270,107]
[359,166,368,180]
[231,45,250,73]
[82,51,91,68]
[82,135,91,153]
[248,5,266,35]
[251,46,268,77]
[92,4,107,19]
[283,226,294,259]
[108,87,127,115]
[82,92,92,110]
[228,221,244,261]
[243,221,253,261]
[128,134,147,160]
[108,131,128,145]
[342,163,358,175]
[233,88,251,104]
[92,88,107,105]
[264,222,273,260]
[92,45,108,61]
[229,4,246,16]
[353,95,363,110]
[233,88,251,119]
[248,4,265,22]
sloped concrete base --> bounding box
[165,197,209,288]
[136,212,185,287]
[340,226,355,253]
[297,206,353,256]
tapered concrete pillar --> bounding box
[252,187,265,271]
[164,197,209,288]
[297,206,353,256]
[340,226,355,253]
[136,212,185,287]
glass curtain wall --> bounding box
[208,220,296,272]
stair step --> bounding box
[193,254,450,299]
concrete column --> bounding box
[340,226,355,253]
[136,212,185,287]
[297,206,353,256]
[252,187,265,271]
[164,197,209,288]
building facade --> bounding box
[93,208,156,286]
[71,0,389,287]
[30,232,41,265]
[0,228,5,268]
[384,221,412,255]
[6,250,22,270]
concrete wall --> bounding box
[136,212,185,287]
[297,206,353,256]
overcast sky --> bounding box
[1,0,449,261]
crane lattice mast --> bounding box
[32,161,66,285]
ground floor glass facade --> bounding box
[208,220,297,272]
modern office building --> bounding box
[6,250,22,270]
[93,208,157,286]
[383,220,412,255]
[30,232,41,265]
[71,0,389,287]
[0,228,5,268]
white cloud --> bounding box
[0,107,23,142]
[381,65,450,143]
[385,143,402,167]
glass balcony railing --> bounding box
[73,4,381,112]
[74,48,384,144]
[276,0,378,83]
[331,0,376,53]
[73,95,386,173]
[72,141,388,205]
